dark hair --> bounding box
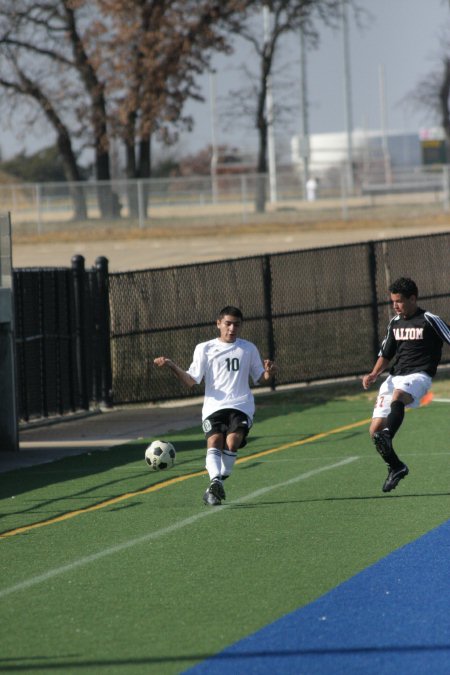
[218,306,243,320]
[389,277,418,298]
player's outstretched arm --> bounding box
[153,356,197,388]
[260,359,277,382]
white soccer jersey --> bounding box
[187,337,265,421]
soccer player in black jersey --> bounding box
[362,277,450,492]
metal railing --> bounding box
[2,165,449,234]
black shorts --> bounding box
[202,408,252,449]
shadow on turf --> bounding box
[1,642,450,671]
[2,380,372,494]
[226,491,450,508]
[0,421,354,506]
[0,379,389,527]
[0,439,202,503]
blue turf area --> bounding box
[185,519,450,675]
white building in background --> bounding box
[291,129,422,181]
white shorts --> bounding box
[372,373,432,418]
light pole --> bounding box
[263,5,277,204]
[341,0,354,194]
[299,21,310,199]
[379,64,392,185]
[209,70,219,204]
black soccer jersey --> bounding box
[379,308,450,377]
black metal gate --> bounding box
[14,256,112,422]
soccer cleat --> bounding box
[382,463,409,493]
[202,479,225,506]
[203,489,221,506]
[373,430,395,462]
[212,479,226,501]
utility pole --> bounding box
[341,0,354,194]
[299,22,310,199]
[263,5,277,204]
[379,64,392,185]
[209,71,219,204]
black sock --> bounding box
[386,400,405,439]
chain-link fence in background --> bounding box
[12,230,450,420]
[108,230,450,405]
[3,165,450,233]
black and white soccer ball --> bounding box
[145,440,176,471]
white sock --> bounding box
[221,449,237,479]
[205,448,222,481]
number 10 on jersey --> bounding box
[226,357,240,371]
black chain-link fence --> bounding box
[108,231,450,405]
[12,231,449,420]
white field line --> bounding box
[0,456,358,600]
[432,398,450,403]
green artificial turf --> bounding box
[0,382,449,674]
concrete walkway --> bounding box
[13,223,450,272]
[1,402,203,474]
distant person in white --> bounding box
[154,306,277,506]
[306,176,318,201]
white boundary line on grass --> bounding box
[0,456,358,600]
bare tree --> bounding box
[404,13,450,161]
[0,60,88,219]
[409,56,450,150]
[225,0,357,212]
[0,1,252,219]
[91,0,252,216]
[0,1,121,218]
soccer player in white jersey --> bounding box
[153,306,277,505]
[363,277,450,493]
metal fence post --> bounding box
[138,180,145,228]
[36,183,43,234]
[94,256,113,408]
[340,166,349,221]
[71,254,89,410]
[241,174,248,224]
[442,165,449,212]
[367,241,380,361]
[0,213,18,450]
[37,270,49,418]
[13,271,28,422]
[262,254,276,391]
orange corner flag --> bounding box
[420,391,434,406]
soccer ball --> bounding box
[145,440,176,471]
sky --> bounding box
[0,0,448,163]
[179,0,449,161]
